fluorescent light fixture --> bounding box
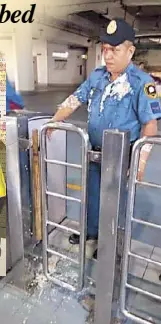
[81,54,88,59]
[52,52,69,59]
[149,38,161,44]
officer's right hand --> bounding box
[46,127,53,140]
[44,119,55,140]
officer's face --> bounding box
[102,42,135,73]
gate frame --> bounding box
[40,122,89,291]
[120,136,161,324]
[95,129,131,324]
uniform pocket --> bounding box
[117,93,138,122]
[120,93,133,108]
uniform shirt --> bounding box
[6,76,24,113]
[73,63,161,147]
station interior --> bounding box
[0,1,161,324]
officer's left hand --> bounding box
[137,159,146,182]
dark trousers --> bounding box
[87,162,101,237]
[86,142,134,237]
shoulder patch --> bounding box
[144,83,157,99]
[150,101,161,114]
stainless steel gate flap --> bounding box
[95,129,131,324]
[6,116,23,269]
[120,136,161,324]
[40,122,89,291]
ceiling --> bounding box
[83,1,161,46]
[125,5,161,18]
[35,0,161,48]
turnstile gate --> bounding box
[40,122,89,291]
[40,122,161,324]
[120,136,161,324]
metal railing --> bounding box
[120,136,161,324]
[40,122,89,291]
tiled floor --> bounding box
[47,219,97,288]
[0,280,88,324]
[22,86,88,123]
[1,235,161,324]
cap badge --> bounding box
[107,20,117,34]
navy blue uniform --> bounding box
[73,63,161,237]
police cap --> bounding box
[100,18,135,46]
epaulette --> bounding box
[131,65,153,84]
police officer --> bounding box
[47,18,161,256]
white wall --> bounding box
[86,46,95,77]
[145,50,161,66]
[47,43,86,84]
[0,38,14,82]
[135,49,161,67]
[0,37,86,86]
[32,39,48,84]
[0,37,48,85]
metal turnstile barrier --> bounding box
[120,136,161,324]
[95,129,131,324]
[40,122,89,291]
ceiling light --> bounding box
[52,52,69,59]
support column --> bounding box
[86,43,103,77]
[13,24,34,92]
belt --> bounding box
[92,146,101,152]
[92,141,135,152]
[89,147,102,163]
[91,141,136,165]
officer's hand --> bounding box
[43,120,55,140]
[137,159,146,182]
[46,127,55,140]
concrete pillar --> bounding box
[101,51,105,66]
[95,43,102,67]
[13,24,34,92]
[86,43,103,77]
[33,39,48,85]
